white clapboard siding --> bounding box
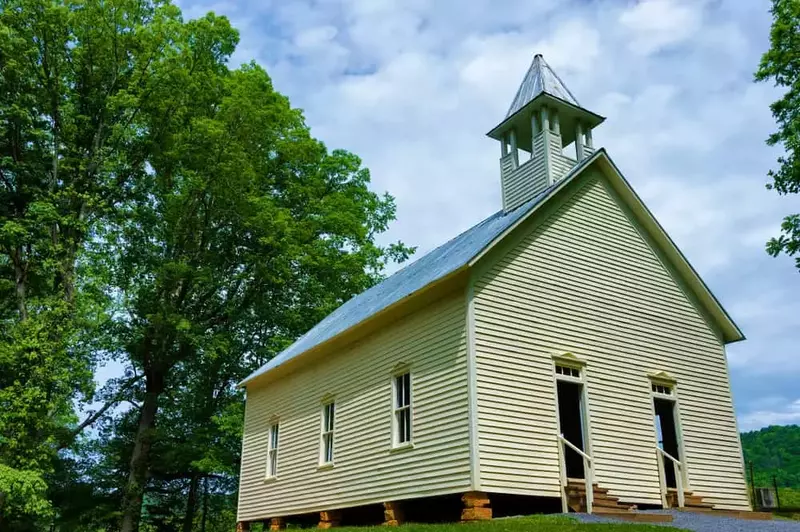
[473,171,750,510]
[237,293,471,522]
[501,135,548,212]
[503,157,547,212]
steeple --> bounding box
[488,54,605,213]
[506,54,579,117]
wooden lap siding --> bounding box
[503,151,547,213]
[473,171,749,510]
[237,293,471,522]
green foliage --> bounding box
[756,0,800,269]
[778,487,800,508]
[0,0,230,525]
[0,464,52,524]
[107,52,413,531]
[741,424,800,488]
[1,0,412,529]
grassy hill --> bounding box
[741,424,800,507]
[741,424,800,487]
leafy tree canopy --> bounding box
[756,0,800,268]
[0,0,413,529]
[741,424,800,488]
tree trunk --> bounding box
[11,246,27,321]
[201,477,208,532]
[182,474,199,532]
[120,373,163,532]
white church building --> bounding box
[235,54,752,530]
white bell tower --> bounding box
[488,55,605,212]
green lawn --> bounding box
[300,515,687,532]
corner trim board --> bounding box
[465,277,481,490]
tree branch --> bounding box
[59,375,144,449]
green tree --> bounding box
[109,57,412,530]
[1,1,412,529]
[741,425,800,488]
[0,0,192,523]
[756,0,800,268]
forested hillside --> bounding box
[741,424,800,488]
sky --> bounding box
[170,0,800,432]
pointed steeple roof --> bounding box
[506,54,579,118]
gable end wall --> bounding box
[472,170,750,510]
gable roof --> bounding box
[241,150,744,387]
[506,54,579,118]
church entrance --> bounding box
[653,396,681,489]
[555,365,589,480]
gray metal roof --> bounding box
[240,173,582,386]
[240,153,602,386]
[506,54,579,118]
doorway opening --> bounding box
[653,397,680,489]
[557,379,586,479]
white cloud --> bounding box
[739,399,800,432]
[619,0,704,55]
[294,25,339,49]
[637,175,786,273]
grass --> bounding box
[777,487,800,508]
[301,515,687,532]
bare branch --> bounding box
[59,375,144,449]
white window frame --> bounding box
[554,363,582,381]
[392,371,413,448]
[651,382,674,398]
[320,401,335,466]
[266,421,279,479]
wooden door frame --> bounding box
[649,377,690,501]
[552,354,594,474]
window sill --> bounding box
[317,462,335,471]
[390,442,415,453]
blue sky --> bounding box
[168,0,800,431]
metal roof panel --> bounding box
[506,54,579,118]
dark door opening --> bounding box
[654,398,680,489]
[557,380,585,479]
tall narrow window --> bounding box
[393,372,412,445]
[321,402,335,465]
[266,422,279,478]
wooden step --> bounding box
[666,489,715,510]
[567,481,609,494]
[592,498,631,510]
[565,480,635,514]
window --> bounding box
[320,402,335,465]
[266,422,279,478]
[652,383,673,396]
[555,365,581,378]
[393,372,412,445]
